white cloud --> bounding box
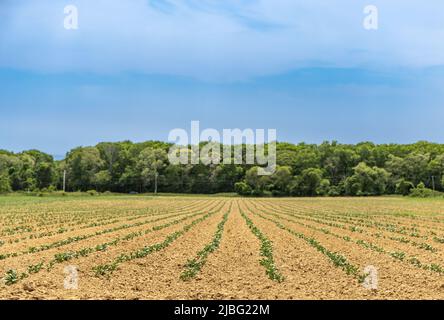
[1,0,443,81]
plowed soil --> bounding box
[1,195,443,300]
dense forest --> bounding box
[1,141,444,197]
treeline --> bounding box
[1,140,444,197]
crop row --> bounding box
[0,201,220,261]
[250,202,444,276]
[0,199,209,242]
[256,201,441,250]
[92,204,227,278]
[180,206,231,281]
[0,199,214,248]
[242,203,366,282]
[2,202,226,285]
[239,206,284,283]
[272,201,444,238]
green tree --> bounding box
[317,179,331,196]
[345,162,390,196]
[212,164,243,193]
[137,148,168,193]
[35,162,54,189]
[66,147,104,191]
[403,153,430,186]
[245,166,271,195]
[0,172,11,193]
[234,182,252,196]
[271,166,293,194]
[428,154,444,191]
[93,170,112,192]
[291,168,323,196]
[322,145,359,185]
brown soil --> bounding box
[1,196,443,300]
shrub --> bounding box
[409,182,439,198]
[251,189,264,197]
[317,179,331,196]
[234,182,252,196]
[396,179,414,196]
[40,187,56,193]
[262,190,273,197]
[87,190,99,196]
[328,186,342,197]
[271,190,286,197]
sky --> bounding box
[1,0,444,156]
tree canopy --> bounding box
[1,140,444,196]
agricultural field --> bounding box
[0,195,444,300]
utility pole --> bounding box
[63,170,66,192]
[154,172,158,194]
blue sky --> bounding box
[1,0,444,156]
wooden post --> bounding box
[63,170,66,192]
[154,172,158,194]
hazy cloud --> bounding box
[0,0,443,81]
